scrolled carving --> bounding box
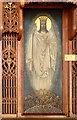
[2,2,18,114]
[2,33,17,114]
[3,2,19,33]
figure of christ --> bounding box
[26,17,57,91]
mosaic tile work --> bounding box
[24,90,62,113]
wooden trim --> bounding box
[21,115,66,119]
[63,8,69,116]
[2,114,66,119]
[20,2,76,9]
[0,1,2,119]
[16,34,18,114]
[20,7,24,115]
[68,7,76,40]
[62,6,76,117]
[2,114,16,118]
[23,113,65,115]
[17,6,24,117]
[68,41,73,117]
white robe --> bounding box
[26,31,57,91]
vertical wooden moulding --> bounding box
[63,8,69,116]
[68,6,76,117]
[0,1,2,119]
[17,4,24,117]
[21,8,24,116]
[16,33,18,114]
[18,37,21,117]
[68,7,76,40]
[68,41,73,117]
[68,7,77,117]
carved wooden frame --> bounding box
[18,2,76,118]
[0,1,77,119]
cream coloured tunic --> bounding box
[26,31,57,91]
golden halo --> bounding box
[35,16,52,31]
